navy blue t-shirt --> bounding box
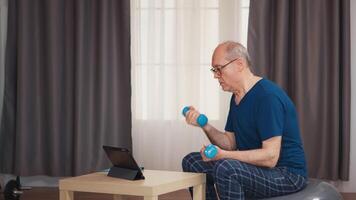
[225,78,307,177]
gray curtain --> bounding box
[0,0,132,176]
[248,0,350,180]
[0,0,7,128]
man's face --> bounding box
[211,48,239,92]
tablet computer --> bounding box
[103,145,145,180]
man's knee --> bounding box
[182,152,201,172]
[213,160,246,199]
[213,159,244,180]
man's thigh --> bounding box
[214,160,306,198]
[182,152,216,173]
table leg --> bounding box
[60,190,73,200]
[144,196,158,200]
[193,183,206,200]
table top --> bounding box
[59,170,206,196]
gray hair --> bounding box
[222,41,252,67]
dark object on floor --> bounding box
[2,176,32,200]
[4,178,22,200]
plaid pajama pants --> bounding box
[182,152,307,200]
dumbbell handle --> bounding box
[182,106,208,127]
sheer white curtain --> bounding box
[0,0,8,125]
[131,0,250,171]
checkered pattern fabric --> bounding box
[182,152,307,200]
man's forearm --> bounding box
[202,124,235,150]
[223,148,279,168]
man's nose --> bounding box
[214,73,220,79]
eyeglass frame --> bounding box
[210,58,239,75]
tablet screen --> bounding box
[103,145,141,171]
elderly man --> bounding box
[182,41,307,200]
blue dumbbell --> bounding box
[204,144,218,159]
[182,106,208,127]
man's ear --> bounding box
[236,58,244,72]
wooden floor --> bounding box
[0,187,355,200]
[3,188,189,200]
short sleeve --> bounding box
[225,95,234,132]
[256,95,285,140]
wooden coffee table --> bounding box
[59,170,206,200]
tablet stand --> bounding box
[107,166,144,180]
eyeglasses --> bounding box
[210,58,238,75]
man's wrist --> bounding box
[202,123,212,132]
[223,149,239,160]
[217,149,227,160]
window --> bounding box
[131,0,250,121]
[131,0,250,170]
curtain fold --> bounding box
[247,0,350,180]
[0,0,7,127]
[0,0,131,176]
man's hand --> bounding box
[200,145,226,162]
[184,106,201,127]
